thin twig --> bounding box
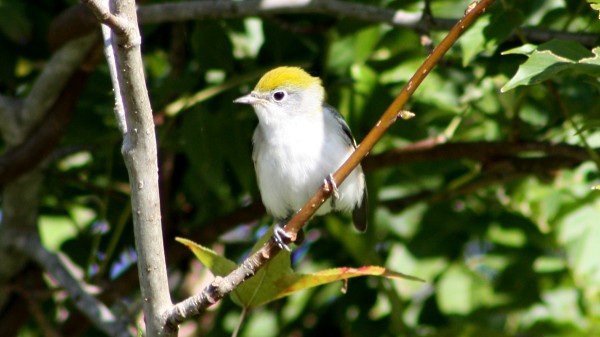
[81,0,131,37]
[546,82,600,172]
[99,0,127,134]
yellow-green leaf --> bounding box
[177,230,423,308]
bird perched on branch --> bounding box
[234,66,368,249]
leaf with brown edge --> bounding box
[177,234,423,309]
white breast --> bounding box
[253,110,364,220]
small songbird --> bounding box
[234,66,368,248]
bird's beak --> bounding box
[233,92,258,105]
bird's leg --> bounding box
[324,174,340,208]
[273,217,305,251]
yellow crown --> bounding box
[254,67,322,92]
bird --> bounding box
[234,66,368,249]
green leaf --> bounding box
[177,234,293,308]
[502,40,600,92]
[459,8,524,66]
[177,231,422,308]
[556,203,600,287]
[587,0,600,18]
[274,265,423,299]
[437,263,509,315]
[39,215,80,252]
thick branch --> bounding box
[83,0,173,336]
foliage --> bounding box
[0,0,599,336]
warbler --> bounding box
[234,66,368,247]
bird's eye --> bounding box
[273,91,286,101]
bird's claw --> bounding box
[324,174,340,207]
[274,222,293,252]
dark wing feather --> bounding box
[323,103,356,148]
[323,104,368,231]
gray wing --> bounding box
[323,104,368,232]
[323,103,356,148]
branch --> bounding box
[82,0,173,336]
[135,0,598,47]
[137,0,420,27]
[11,234,131,337]
[0,35,95,146]
[164,0,495,327]
[0,6,104,185]
[0,71,89,185]
[382,155,582,212]
[99,1,127,133]
[363,140,592,171]
[0,95,21,142]
[0,172,43,311]
[16,35,97,145]
[81,0,132,39]
[0,33,96,314]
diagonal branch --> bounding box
[164,0,496,327]
[18,35,97,145]
[282,0,494,242]
[0,71,90,185]
[81,0,132,39]
[11,234,131,337]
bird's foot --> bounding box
[324,174,340,208]
[273,221,305,251]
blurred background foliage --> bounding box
[1,0,600,336]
